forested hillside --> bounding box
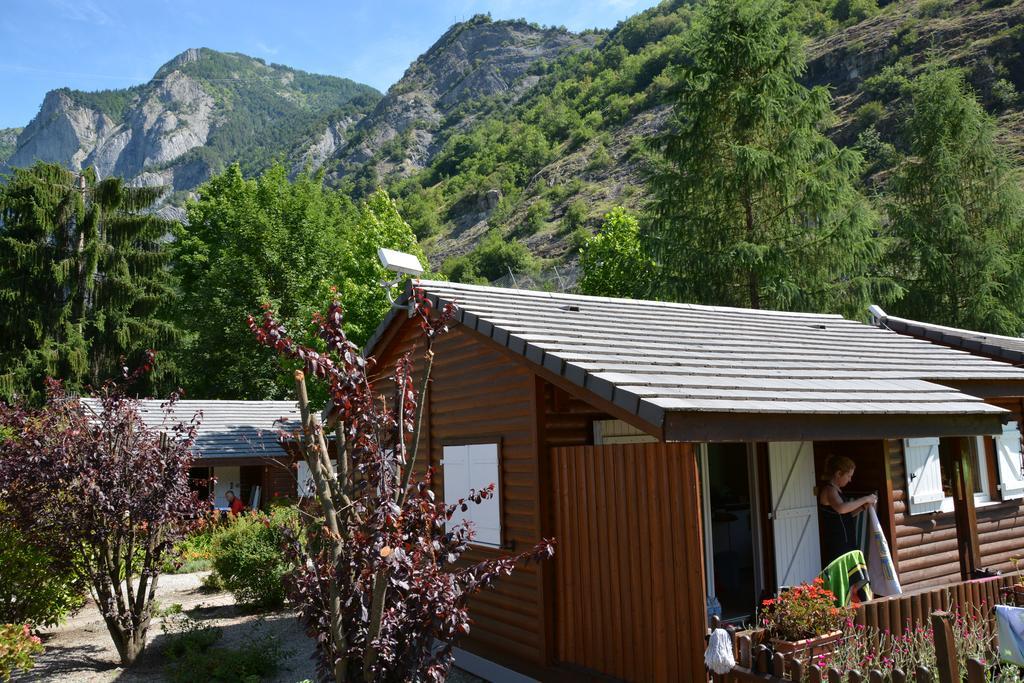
[356,0,1024,280]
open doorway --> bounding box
[701,443,760,624]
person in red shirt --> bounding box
[225,490,245,515]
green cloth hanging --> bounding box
[819,550,874,607]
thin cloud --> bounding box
[255,40,280,56]
[45,0,115,26]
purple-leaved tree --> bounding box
[0,358,203,665]
[248,289,554,682]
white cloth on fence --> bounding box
[997,604,1024,666]
[704,628,735,675]
[862,505,902,597]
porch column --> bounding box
[947,437,981,579]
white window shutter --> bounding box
[904,437,944,515]
[297,461,313,498]
[468,444,501,547]
[443,445,471,534]
[996,422,1024,501]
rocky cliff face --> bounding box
[0,128,21,163]
[7,48,380,197]
[311,15,597,181]
[11,72,215,184]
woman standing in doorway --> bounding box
[818,455,878,566]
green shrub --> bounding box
[441,254,488,284]
[472,230,536,281]
[209,509,296,609]
[992,78,1018,108]
[523,199,551,235]
[161,612,287,683]
[0,623,43,681]
[0,521,85,627]
[916,0,954,17]
[854,100,886,128]
[561,200,588,233]
[162,522,217,574]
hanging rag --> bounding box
[819,550,874,607]
[997,604,1024,666]
[860,505,902,597]
[704,627,736,675]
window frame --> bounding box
[442,439,503,549]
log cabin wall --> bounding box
[886,439,963,590]
[884,397,1024,589]
[979,397,1024,572]
[372,321,551,669]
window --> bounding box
[442,443,501,548]
[905,426,1021,516]
[296,459,337,498]
[995,422,1024,501]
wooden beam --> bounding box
[949,437,981,580]
[664,411,1004,443]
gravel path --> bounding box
[18,571,484,682]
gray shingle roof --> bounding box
[80,399,299,460]
[872,307,1024,365]
[367,282,1023,437]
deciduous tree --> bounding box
[174,163,428,399]
[0,361,203,665]
[579,207,653,297]
[248,292,553,682]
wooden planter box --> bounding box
[769,630,842,664]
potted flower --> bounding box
[760,578,853,662]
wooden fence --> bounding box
[718,612,985,682]
[853,573,1019,637]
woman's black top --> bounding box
[819,483,858,566]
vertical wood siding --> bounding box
[552,443,707,682]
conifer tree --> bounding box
[0,162,177,400]
[887,66,1024,335]
[643,0,894,316]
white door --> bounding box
[212,466,241,508]
[768,442,821,588]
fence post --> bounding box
[965,658,985,683]
[914,667,933,682]
[930,611,959,683]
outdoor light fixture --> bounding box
[378,247,424,277]
[377,247,424,314]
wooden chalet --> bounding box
[82,399,303,508]
[366,282,1024,683]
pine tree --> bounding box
[0,162,178,400]
[887,66,1024,335]
[643,0,895,316]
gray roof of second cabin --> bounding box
[366,282,1024,434]
[873,309,1024,366]
[80,399,300,460]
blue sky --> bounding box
[0,0,659,129]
